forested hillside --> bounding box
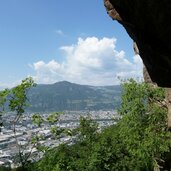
[27,81,121,112]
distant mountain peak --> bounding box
[54,81,72,85]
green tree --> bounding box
[89,79,171,171]
[8,77,36,170]
[117,79,170,170]
[76,116,99,142]
[34,79,171,171]
[35,116,99,171]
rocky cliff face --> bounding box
[104,0,171,129]
[105,0,171,87]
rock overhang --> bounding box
[107,0,171,87]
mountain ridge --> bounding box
[27,81,121,112]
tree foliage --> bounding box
[0,77,36,170]
[1,78,171,171]
[33,79,171,171]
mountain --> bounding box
[27,81,121,112]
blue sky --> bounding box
[0,0,142,88]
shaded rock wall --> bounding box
[105,0,171,87]
[104,0,171,128]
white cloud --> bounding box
[31,37,143,85]
[31,60,64,84]
[55,29,64,36]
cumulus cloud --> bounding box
[31,60,64,84]
[31,37,143,85]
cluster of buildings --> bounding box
[0,110,117,168]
